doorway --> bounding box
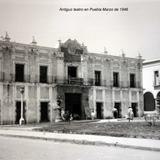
[96,102,103,119]
[114,102,122,118]
[40,102,49,122]
[95,71,101,86]
[144,92,155,111]
[15,101,26,124]
[15,64,24,82]
[68,66,77,78]
[65,93,81,119]
[131,103,138,117]
[40,66,48,83]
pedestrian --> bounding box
[128,106,133,122]
[91,109,96,120]
[112,107,118,118]
[61,108,65,121]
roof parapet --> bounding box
[31,36,37,45]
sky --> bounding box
[0,0,160,60]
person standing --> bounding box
[128,106,133,122]
[112,107,118,119]
[91,108,96,120]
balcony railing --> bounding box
[0,72,142,88]
[66,78,84,85]
[154,80,160,88]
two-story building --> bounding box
[0,34,144,124]
[143,59,160,113]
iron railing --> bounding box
[0,72,142,88]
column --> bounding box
[37,86,40,123]
[93,88,96,112]
[129,90,132,107]
[49,86,53,122]
[25,85,28,123]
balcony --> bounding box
[0,73,53,84]
[0,72,143,89]
[55,78,84,86]
[67,78,83,85]
[154,80,160,89]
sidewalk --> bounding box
[0,127,160,152]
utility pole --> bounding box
[19,87,25,125]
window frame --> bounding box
[95,70,101,86]
[15,63,25,82]
[130,73,136,88]
[113,72,119,87]
[39,65,48,83]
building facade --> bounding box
[143,59,160,113]
[0,35,143,124]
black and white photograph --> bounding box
[0,0,160,159]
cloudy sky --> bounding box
[0,0,160,60]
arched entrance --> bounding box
[156,92,160,113]
[144,92,155,111]
[157,92,160,100]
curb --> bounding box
[0,133,160,152]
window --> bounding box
[40,66,48,83]
[15,64,24,82]
[75,49,83,55]
[95,71,101,86]
[154,71,159,86]
[113,72,119,87]
[68,66,77,78]
[130,73,136,88]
